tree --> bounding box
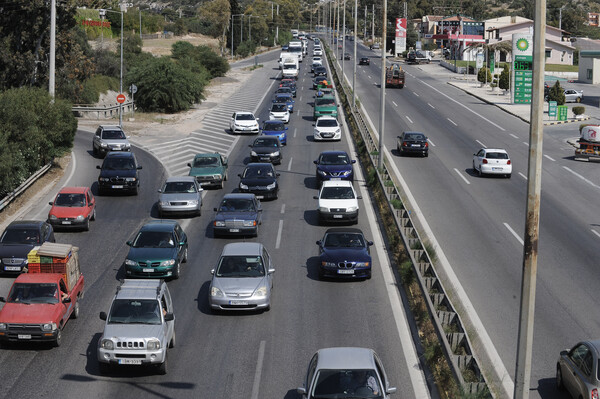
[171,41,230,78]
[198,0,231,55]
[547,80,565,105]
[499,64,510,90]
[477,67,492,83]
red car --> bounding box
[47,187,96,231]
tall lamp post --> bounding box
[231,14,244,58]
[101,8,124,128]
[377,0,387,170]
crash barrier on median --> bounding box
[0,163,52,213]
[325,45,493,398]
[72,101,133,119]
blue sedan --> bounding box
[261,120,288,145]
[273,93,295,113]
[316,228,373,280]
[314,150,356,183]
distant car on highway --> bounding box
[313,47,323,56]
[269,102,290,124]
[359,57,370,65]
[472,148,512,178]
[261,120,288,145]
[344,53,351,60]
[187,152,228,189]
[48,186,96,231]
[273,93,295,113]
[238,163,280,200]
[274,86,295,98]
[313,76,328,89]
[157,176,202,217]
[314,66,328,77]
[564,89,583,103]
[230,111,259,134]
[314,180,361,224]
[249,136,283,164]
[92,125,131,158]
[0,220,55,274]
[316,228,373,279]
[213,193,262,237]
[314,150,355,183]
[396,131,429,157]
[556,339,600,399]
[314,116,341,141]
[209,242,274,312]
[96,151,142,195]
[297,347,397,398]
[370,43,380,50]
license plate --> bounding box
[256,195,264,199]
[229,300,248,305]
[333,215,343,219]
[112,185,123,189]
[229,228,240,233]
[119,359,142,365]
[62,221,72,225]
[4,266,20,271]
[18,334,31,339]
[199,182,211,186]
[411,144,421,147]
[142,268,154,273]
[492,167,502,171]
[338,269,354,274]
[330,178,341,181]
[260,157,270,161]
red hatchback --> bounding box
[47,187,96,231]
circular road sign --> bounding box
[116,94,126,104]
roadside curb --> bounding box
[545,116,590,125]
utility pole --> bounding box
[372,4,375,43]
[329,0,332,45]
[377,0,387,171]
[337,0,340,60]
[364,5,367,40]
[342,0,346,77]
[139,10,142,40]
[100,9,105,47]
[310,3,313,33]
[513,0,547,397]
[49,0,56,99]
[353,0,357,107]
[119,10,123,127]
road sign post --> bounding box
[512,34,533,104]
[548,101,557,119]
[557,105,568,121]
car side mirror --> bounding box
[99,311,107,321]
[297,387,307,395]
[137,165,142,170]
[214,208,218,212]
[258,208,263,212]
[313,196,319,199]
[157,189,162,193]
[126,241,133,246]
[276,173,280,177]
[0,297,5,303]
[268,268,275,274]
[210,269,215,275]
[248,145,252,148]
[386,387,397,394]
[237,174,242,177]
[316,240,322,245]
[178,241,185,246]
[357,196,362,199]
[187,163,192,168]
[256,118,259,121]
[367,241,374,246]
[63,297,71,303]
[351,160,356,164]
[164,313,174,321]
[96,165,101,169]
[313,160,318,164]
[49,201,53,206]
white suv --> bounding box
[313,180,361,224]
[314,116,341,141]
[230,111,260,134]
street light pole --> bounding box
[377,0,387,171]
[342,0,346,78]
[353,0,357,107]
[49,0,56,100]
[101,8,124,127]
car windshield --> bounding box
[254,138,279,147]
[163,181,197,194]
[276,95,291,102]
[284,64,296,70]
[404,133,425,141]
[108,299,162,325]
[7,283,59,304]
[312,369,382,399]
[321,187,355,199]
[485,152,509,159]
[319,153,349,165]
[316,98,335,107]
[277,88,291,94]
[236,114,255,121]
[216,256,265,277]
[102,130,126,140]
[219,198,256,212]
[271,104,287,112]
[55,193,86,207]
[132,231,175,248]
[316,119,339,128]
[0,228,40,244]
[193,157,219,167]
[263,122,285,131]
[324,233,365,247]
[103,157,135,170]
[243,166,275,179]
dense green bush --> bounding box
[171,41,229,78]
[548,81,566,105]
[572,106,585,115]
[499,64,510,90]
[125,57,207,113]
[93,49,121,79]
[236,40,257,58]
[477,67,492,83]
[0,87,76,197]
[79,75,120,104]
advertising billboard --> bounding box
[395,18,407,55]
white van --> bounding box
[282,57,299,78]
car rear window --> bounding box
[486,152,508,159]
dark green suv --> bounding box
[188,153,228,189]
[313,95,338,120]
[124,220,188,279]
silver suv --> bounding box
[93,125,131,157]
[97,279,175,375]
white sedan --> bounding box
[472,148,512,178]
[230,111,259,134]
[314,116,341,141]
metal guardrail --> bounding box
[72,101,133,119]
[0,163,52,213]
[326,45,492,397]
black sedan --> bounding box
[396,131,429,157]
[316,228,373,279]
[249,136,282,165]
[313,66,328,77]
[343,53,351,60]
[238,163,280,200]
[0,220,56,273]
[313,76,328,89]
[359,57,370,65]
[213,193,262,237]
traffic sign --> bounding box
[558,105,568,121]
[129,84,137,94]
[117,94,126,104]
[548,101,557,118]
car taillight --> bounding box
[424,142,429,148]
[403,141,408,147]
[482,159,488,164]
[507,160,511,165]
[592,388,598,399]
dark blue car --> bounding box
[273,93,295,113]
[261,120,288,145]
[316,228,373,279]
[314,151,356,183]
[0,220,55,274]
[213,193,262,237]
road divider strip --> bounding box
[503,223,524,246]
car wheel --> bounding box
[169,331,176,349]
[365,271,372,280]
[506,173,512,179]
[182,248,188,263]
[556,365,564,391]
[197,207,202,217]
[172,263,181,280]
[224,171,228,181]
[424,152,429,158]
[157,354,168,375]
[71,301,80,319]
[83,218,90,232]
[91,208,96,221]
[133,186,138,195]
[473,161,481,176]
[93,146,98,156]
[219,180,224,189]
[98,362,111,375]
[318,268,325,280]
[54,328,62,347]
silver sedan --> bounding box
[157,176,203,217]
[557,340,600,399]
[564,89,583,103]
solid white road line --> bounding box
[592,229,600,239]
[523,142,529,146]
[33,151,77,220]
[275,220,283,249]
[287,157,293,171]
[418,79,506,131]
[280,204,285,214]
[427,139,435,147]
[406,116,413,124]
[392,101,398,107]
[413,92,419,97]
[563,166,600,190]
[510,133,519,139]
[427,102,435,109]
[368,75,372,79]
[544,154,556,162]
[504,222,524,245]
[454,168,470,185]
[250,340,266,399]
[519,172,528,180]
[475,140,487,148]
[447,118,457,126]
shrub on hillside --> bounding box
[171,41,229,78]
[236,40,256,58]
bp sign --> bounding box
[512,34,533,104]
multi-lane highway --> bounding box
[0,44,429,398]
[335,38,598,398]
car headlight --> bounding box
[125,177,137,182]
[214,221,225,227]
[49,214,58,220]
[188,200,199,206]
[266,182,276,190]
[211,286,224,297]
[270,151,280,157]
[41,323,57,331]
[251,151,258,156]
[0,323,6,330]
[319,206,329,212]
[269,113,275,118]
[160,259,175,267]
[322,261,337,267]
[100,339,114,350]
[99,177,110,182]
[240,183,248,190]
[254,286,268,297]
[335,128,341,134]
[318,170,327,176]
[347,206,358,212]
[147,339,161,350]
[159,200,169,206]
[123,143,131,149]
[125,259,137,266]
[243,220,257,227]
[76,215,84,221]
[213,174,222,180]
[355,262,370,268]
[341,171,351,176]
[100,143,108,148]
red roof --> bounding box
[16,273,64,284]
[57,186,89,194]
